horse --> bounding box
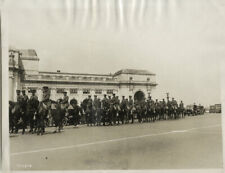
[26,98,39,133]
[36,101,50,135]
[9,101,21,133]
[51,99,67,133]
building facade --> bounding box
[9,49,157,103]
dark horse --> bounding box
[51,99,67,133]
[36,101,50,135]
[9,101,21,133]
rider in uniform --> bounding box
[120,96,127,124]
[162,99,167,120]
[86,95,93,126]
[179,100,184,118]
[28,90,39,133]
[128,96,134,123]
[16,90,23,105]
[39,86,52,134]
[21,90,29,134]
[101,94,109,126]
[62,91,69,108]
[111,94,117,125]
[93,95,101,126]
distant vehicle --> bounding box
[209,104,221,113]
[185,104,205,116]
[215,104,221,113]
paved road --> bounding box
[10,113,223,170]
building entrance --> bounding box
[134,90,145,102]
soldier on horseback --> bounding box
[101,94,109,126]
[179,101,185,118]
[128,96,134,123]
[86,95,93,126]
[171,98,178,119]
[120,96,128,124]
[36,86,51,135]
[110,94,117,125]
[93,95,101,126]
[27,90,39,133]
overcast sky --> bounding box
[4,0,225,106]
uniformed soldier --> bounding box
[86,95,93,126]
[128,96,134,123]
[22,90,28,104]
[120,96,127,124]
[179,100,184,118]
[62,91,69,109]
[21,90,29,134]
[111,94,117,125]
[101,94,109,126]
[171,98,178,119]
[37,86,51,135]
[162,99,167,120]
[16,90,23,105]
[93,95,102,126]
[155,99,160,121]
[146,96,151,122]
[140,98,147,123]
[27,90,39,133]
[150,98,156,122]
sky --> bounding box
[3,0,225,106]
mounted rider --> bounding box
[37,86,52,135]
[20,90,29,134]
[101,94,109,126]
[61,91,69,109]
[110,93,117,125]
[128,96,134,123]
[27,89,39,133]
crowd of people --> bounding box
[9,87,201,136]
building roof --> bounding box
[114,69,155,76]
[19,49,37,57]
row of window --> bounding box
[57,89,114,95]
[27,87,115,94]
[41,75,114,81]
[129,77,150,81]
[29,75,150,82]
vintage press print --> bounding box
[4,0,224,171]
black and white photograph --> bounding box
[1,0,225,171]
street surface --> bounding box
[10,113,223,170]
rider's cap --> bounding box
[16,90,20,93]
[42,86,49,91]
[22,90,26,93]
[31,89,36,93]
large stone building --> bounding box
[9,48,157,103]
